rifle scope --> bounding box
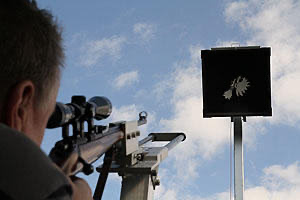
[47,96,112,129]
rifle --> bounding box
[47,95,186,200]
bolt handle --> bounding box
[78,157,94,175]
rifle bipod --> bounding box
[93,149,113,200]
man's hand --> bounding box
[69,176,93,200]
[52,152,93,200]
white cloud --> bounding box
[154,45,231,186]
[262,162,300,190]
[133,23,156,42]
[80,35,126,67]
[224,0,300,126]
[110,104,140,122]
[156,1,300,198]
[113,71,139,89]
[133,89,147,99]
[245,162,300,200]
[155,162,300,200]
[153,45,202,101]
[224,1,252,25]
[110,104,156,137]
[189,45,202,68]
[154,0,300,193]
[156,187,178,200]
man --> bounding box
[0,0,92,199]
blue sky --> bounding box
[38,0,300,199]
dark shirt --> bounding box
[0,123,72,200]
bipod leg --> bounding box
[93,149,113,200]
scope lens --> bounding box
[88,96,112,120]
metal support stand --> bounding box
[120,174,154,200]
[233,117,244,200]
[96,132,186,200]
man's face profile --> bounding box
[2,78,60,146]
[27,80,60,146]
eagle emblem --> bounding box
[223,76,250,100]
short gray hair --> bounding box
[0,0,64,108]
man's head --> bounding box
[0,0,64,146]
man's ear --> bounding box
[4,80,35,132]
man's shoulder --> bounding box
[0,190,13,200]
[0,123,72,200]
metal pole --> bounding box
[164,135,185,151]
[139,135,154,146]
[120,174,154,200]
[233,117,244,200]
